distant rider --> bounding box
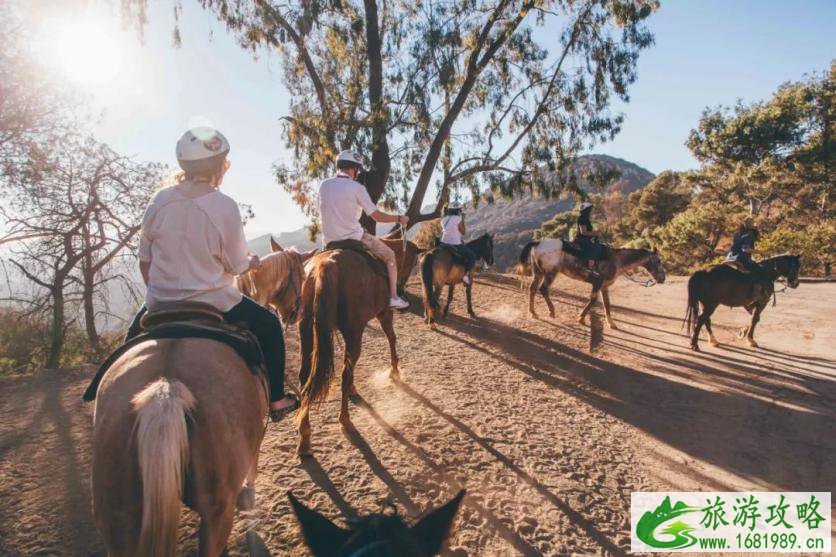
[575,201,602,277]
[726,216,762,274]
[125,127,298,419]
[440,203,477,286]
[318,150,410,309]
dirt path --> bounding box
[1,274,833,556]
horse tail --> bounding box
[516,241,540,286]
[421,251,437,311]
[301,263,338,407]
[684,272,702,334]
[132,378,195,557]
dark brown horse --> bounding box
[295,241,419,456]
[288,489,465,556]
[685,254,802,351]
[520,238,666,327]
[420,233,494,327]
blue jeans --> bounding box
[442,243,477,270]
[126,296,286,402]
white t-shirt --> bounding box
[138,182,249,312]
[440,215,463,245]
[318,174,379,243]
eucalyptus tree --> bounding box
[129,0,657,229]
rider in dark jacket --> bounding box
[575,201,602,276]
[726,217,762,274]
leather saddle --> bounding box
[723,260,752,273]
[82,302,267,402]
[437,243,468,265]
[324,239,388,279]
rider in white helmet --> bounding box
[318,150,410,309]
[440,202,476,285]
[123,127,298,419]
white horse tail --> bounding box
[132,378,196,557]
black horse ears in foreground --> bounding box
[288,490,466,557]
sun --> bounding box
[36,15,124,87]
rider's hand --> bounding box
[398,215,409,226]
[248,254,262,271]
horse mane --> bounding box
[238,249,301,302]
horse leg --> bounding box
[540,272,556,318]
[745,302,766,348]
[236,456,258,511]
[378,310,400,380]
[691,303,716,351]
[528,269,543,317]
[296,403,313,457]
[339,333,363,431]
[601,287,617,330]
[578,285,600,324]
[705,315,720,347]
[443,284,454,317]
[198,504,235,557]
[466,281,476,318]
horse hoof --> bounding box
[340,421,356,433]
[348,393,362,404]
[468,313,477,319]
[608,323,619,331]
[389,370,401,383]
[690,344,700,352]
[747,339,759,348]
[549,312,555,318]
[296,444,313,458]
[709,339,720,348]
[236,486,256,511]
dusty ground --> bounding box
[1,273,834,556]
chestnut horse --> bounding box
[236,236,317,324]
[685,254,801,350]
[520,238,666,327]
[295,239,420,456]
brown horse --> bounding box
[236,236,317,323]
[288,489,465,556]
[685,254,802,351]
[381,231,428,295]
[92,340,267,556]
[520,238,666,327]
[420,233,494,327]
[295,239,420,456]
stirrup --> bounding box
[269,394,300,423]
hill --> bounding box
[251,154,655,268]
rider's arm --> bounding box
[139,260,150,285]
[220,201,253,275]
[578,224,596,237]
[137,200,154,285]
[458,215,466,235]
[357,186,409,225]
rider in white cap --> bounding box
[124,127,298,420]
[440,202,476,285]
[318,150,410,309]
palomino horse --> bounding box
[420,233,494,327]
[685,254,801,351]
[236,236,317,323]
[288,490,465,556]
[295,239,420,456]
[92,266,304,555]
[92,340,267,556]
[520,238,666,327]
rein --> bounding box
[623,270,656,287]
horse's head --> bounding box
[288,490,465,557]
[243,246,317,325]
[642,248,666,284]
[774,253,802,288]
[478,233,495,266]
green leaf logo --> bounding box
[636,496,700,549]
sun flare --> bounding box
[36,15,124,87]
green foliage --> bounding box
[758,222,834,275]
[649,201,738,273]
[413,218,442,249]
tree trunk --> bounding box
[82,272,100,354]
[46,286,65,369]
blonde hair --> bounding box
[174,158,230,188]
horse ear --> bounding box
[301,248,319,262]
[270,237,283,252]
[287,491,350,556]
[410,490,465,556]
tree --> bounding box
[686,62,834,221]
[1,135,163,366]
[612,170,691,242]
[129,0,657,230]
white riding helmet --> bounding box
[448,201,462,210]
[336,149,365,169]
[176,127,230,164]
[579,201,593,211]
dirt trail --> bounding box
[1,273,834,556]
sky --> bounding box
[24,0,836,239]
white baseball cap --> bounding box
[176,127,230,162]
[336,149,365,169]
[579,201,593,211]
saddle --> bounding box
[723,260,752,273]
[324,239,388,280]
[82,302,267,402]
[438,243,468,266]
